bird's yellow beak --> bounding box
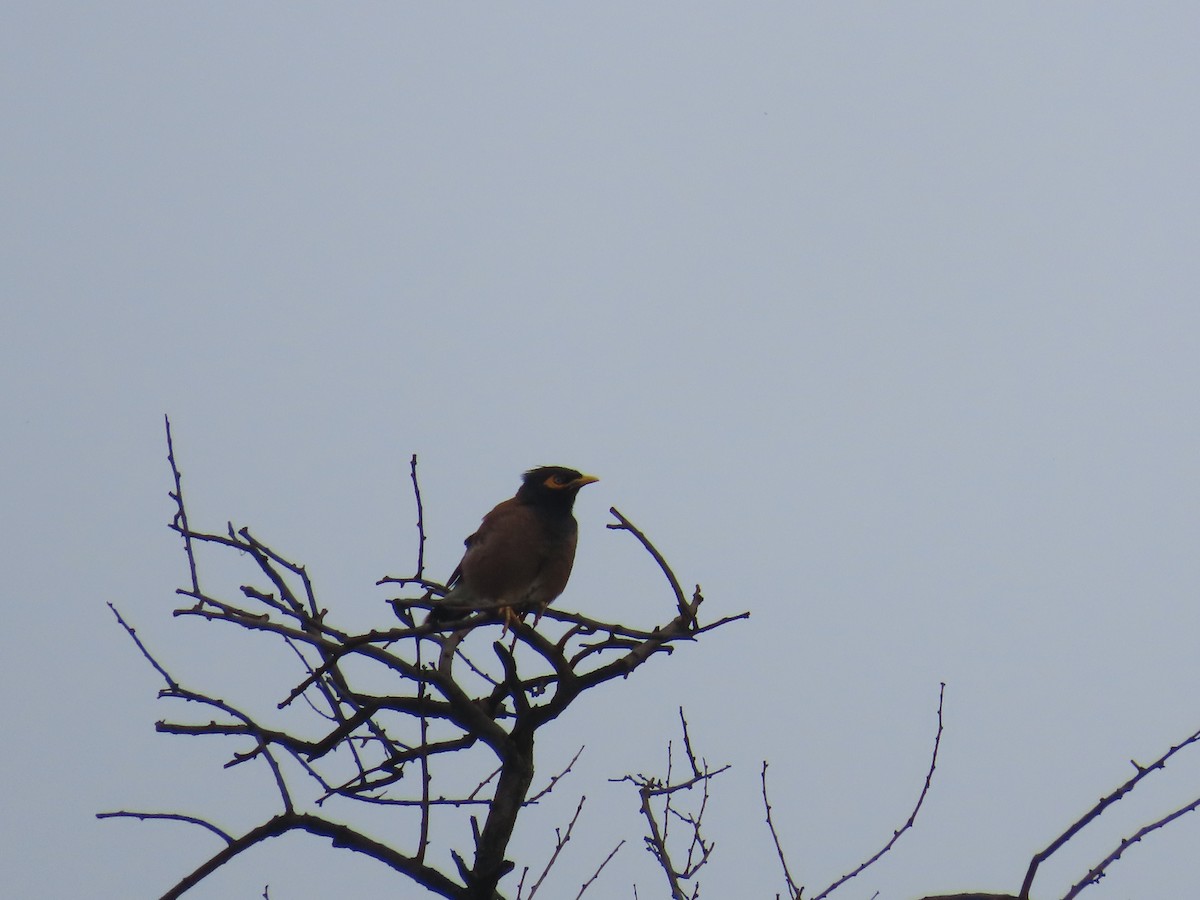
[572,474,600,488]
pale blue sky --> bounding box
[4,5,1200,898]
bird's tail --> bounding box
[426,585,475,624]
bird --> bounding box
[429,466,599,628]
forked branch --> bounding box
[616,709,728,900]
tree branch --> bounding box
[157,812,463,900]
[1019,721,1200,900]
[810,682,946,900]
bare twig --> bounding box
[528,746,585,804]
[106,602,177,691]
[164,415,200,597]
[96,810,232,843]
[810,682,946,900]
[527,795,586,898]
[606,507,687,619]
[762,761,802,900]
[576,840,624,899]
[410,454,427,579]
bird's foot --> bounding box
[499,606,523,637]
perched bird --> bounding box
[430,466,599,627]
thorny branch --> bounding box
[101,419,746,899]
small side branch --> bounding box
[409,454,428,580]
[107,602,177,691]
[607,507,688,619]
[525,794,586,899]
[96,810,232,844]
[575,839,624,899]
[528,746,585,804]
[761,761,802,900]
[164,415,200,597]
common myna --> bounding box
[430,466,599,627]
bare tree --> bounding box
[101,419,1200,899]
[100,419,746,899]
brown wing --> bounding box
[457,498,546,606]
[524,524,578,610]
[445,496,512,591]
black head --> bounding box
[516,466,599,509]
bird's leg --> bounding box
[499,606,522,637]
